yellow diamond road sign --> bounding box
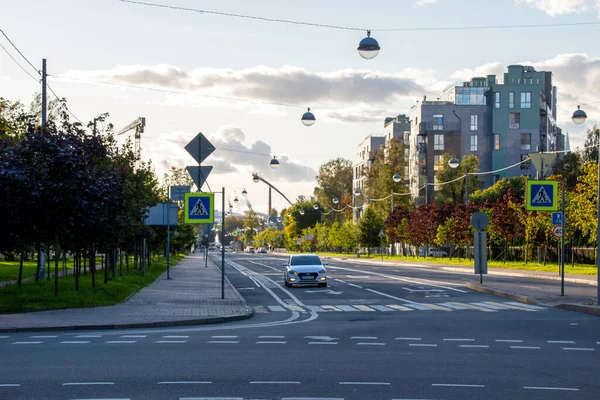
[184,193,214,224]
[526,180,558,211]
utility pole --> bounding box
[38,58,47,280]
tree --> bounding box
[469,176,527,205]
[552,151,584,191]
[487,189,525,262]
[407,203,442,251]
[242,211,260,245]
[434,154,482,205]
[567,162,598,246]
[358,206,384,255]
[313,158,353,222]
[582,125,600,164]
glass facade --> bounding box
[455,87,486,105]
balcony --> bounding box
[419,122,461,133]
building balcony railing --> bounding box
[419,122,461,133]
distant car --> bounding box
[419,248,448,257]
[283,254,328,288]
[245,246,255,253]
[256,247,267,254]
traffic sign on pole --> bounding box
[551,212,563,225]
[184,193,214,224]
[526,180,558,211]
[186,166,213,191]
[185,132,215,164]
[552,225,562,238]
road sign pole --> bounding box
[221,187,225,300]
[561,180,565,296]
[166,203,171,280]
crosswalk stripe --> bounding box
[353,305,376,312]
[449,302,497,312]
[267,305,286,312]
[370,305,394,311]
[306,305,326,312]
[419,303,452,311]
[403,303,435,311]
[440,302,470,310]
[285,305,306,312]
[485,301,535,311]
[253,306,268,313]
[336,305,359,312]
[505,302,546,310]
[471,302,507,310]
[321,305,342,312]
[385,304,413,311]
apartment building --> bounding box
[352,134,385,220]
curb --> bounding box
[0,310,254,333]
[466,282,600,317]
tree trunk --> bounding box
[75,252,80,291]
[524,244,528,265]
[119,248,123,276]
[90,246,96,289]
[543,243,547,266]
[54,241,60,297]
[503,239,508,264]
[35,240,41,282]
[134,242,138,270]
[126,248,129,273]
[47,244,51,281]
[104,251,108,284]
[17,251,24,286]
[571,238,575,268]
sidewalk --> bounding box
[0,252,253,332]
[327,255,600,316]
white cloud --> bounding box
[415,0,437,6]
[515,0,596,16]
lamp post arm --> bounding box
[255,175,294,206]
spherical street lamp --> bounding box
[301,108,316,126]
[448,157,460,169]
[299,209,305,215]
[270,156,280,169]
[234,196,239,203]
[392,173,401,183]
[242,188,247,196]
[354,188,361,196]
[332,197,339,204]
[252,174,260,184]
[313,204,319,210]
[357,30,380,60]
[572,105,587,125]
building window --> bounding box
[494,92,501,108]
[494,133,500,150]
[470,115,478,131]
[509,92,515,109]
[434,134,444,151]
[432,114,443,130]
[470,135,478,152]
[521,92,532,108]
[433,155,443,171]
[520,133,531,150]
[520,154,531,170]
[509,113,520,129]
[493,175,500,183]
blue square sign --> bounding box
[552,212,563,225]
[184,193,214,224]
[526,180,558,211]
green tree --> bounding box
[313,158,353,219]
[434,154,482,205]
[567,162,598,246]
[582,125,600,163]
[242,211,260,246]
[358,206,384,255]
[552,151,584,191]
[469,176,527,205]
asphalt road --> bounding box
[1,252,599,400]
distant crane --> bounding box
[118,117,146,164]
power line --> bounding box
[0,41,39,82]
[0,29,40,75]
[119,0,600,32]
[53,75,306,109]
[45,82,85,125]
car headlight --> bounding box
[289,270,297,275]
[319,269,326,274]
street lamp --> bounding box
[313,204,319,210]
[252,174,260,184]
[393,173,401,183]
[572,105,599,305]
[270,156,280,169]
[354,188,361,196]
[301,108,316,126]
[448,157,468,204]
[332,197,339,204]
[242,188,247,196]
[357,30,380,60]
[299,209,305,215]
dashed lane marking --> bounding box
[547,340,575,344]
[562,348,595,351]
[106,341,137,344]
[60,341,90,344]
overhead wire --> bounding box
[0,41,39,82]
[118,0,600,32]
[0,28,40,75]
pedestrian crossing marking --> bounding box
[190,198,209,215]
[532,186,552,204]
[258,302,546,313]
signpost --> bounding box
[170,185,191,202]
[144,202,179,279]
[185,132,215,191]
[470,211,489,283]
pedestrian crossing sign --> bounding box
[526,180,557,211]
[184,193,214,224]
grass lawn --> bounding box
[314,251,598,276]
[0,260,40,281]
[0,254,185,313]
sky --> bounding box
[2,0,600,214]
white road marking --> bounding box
[211,336,238,338]
[505,302,545,310]
[304,336,338,341]
[256,341,287,344]
[207,341,239,344]
[404,303,435,310]
[0,336,10,338]
[334,278,347,283]
[0,384,20,387]
[106,341,137,344]
[158,381,211,384]
[510,346,541,350]
[356,342,386,346]
[283,398,344,400]
[163,335,189,338]
[121,335,146,338]
[470,302,506,310]
[396,337,421,341]
[75,335,101,338]
[306,305,326,312]
[353,305,376,312]
[570,323,578,326]
[30,335,56,338]
[547,340,575,344]
[250,381,300,384]
[339,381,390,385]
[70,398,129,400]
[180,398,240,400]
[259,335,285,339]
[308,342,337,345]
[154,340,187,343]
[320,305,342,312]
[62,382,115,386]
[440,302,470,310]
[443,338,475,342]
[459,345,490,348]
[409,344,438,347]
[524,386,579,391]
[12,341,43,345]
[351,336,378,340]
[365,288,419,304]
[371,305,394,311]
[60,341,90,344]
[336,305,359,312]
[347,283,363,288]
[563,347,595,351]
[386,304,413,311]
[432,383,484,388]
[496,339,523,343]
[267,305,287,312]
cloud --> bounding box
[415,0,437,6]
[65,65,427,108]
[515,0,598,16]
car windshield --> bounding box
[290,255,321,266]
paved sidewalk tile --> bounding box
[0,252,252,332]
